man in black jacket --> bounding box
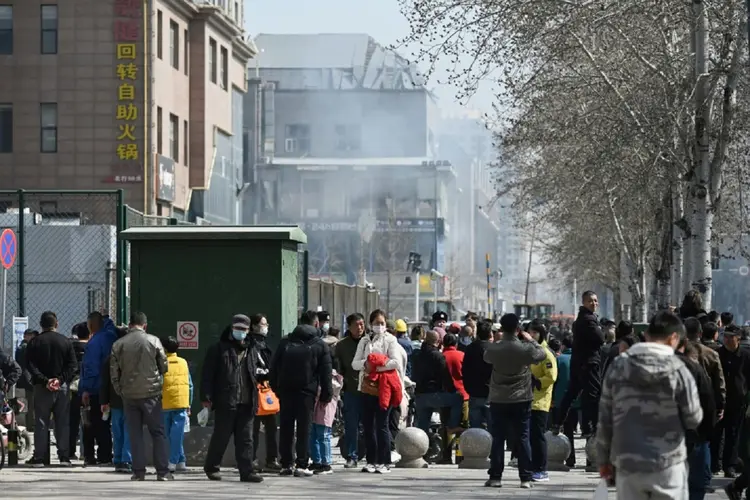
[552,291,604,437]
[411,330,463,435]
[717,329,750,478]
[249,313,280,472]
[14,329,38,430]
[25,311,78,467]
[463,320,493,429]
[201,314,264,483]
[269,310,333,477]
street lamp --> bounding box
[406,252,422,321]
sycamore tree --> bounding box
[399,0,749,310]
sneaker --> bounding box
[131,473,146,481]
[361,463,377,473]
[264,460,282,472]
[532,472,549,482]
[58,458,73,467]
[375,464,391,474]
[25,457,45,468]
[168,462,177,472]
[314,464,333,475]
[206,471,222,480]
[309,463,322,473]
[344,459,358,469]
[484,478,502,488]
[279,468,294,476]
[83,459,98,467]
[294,467,314,477]
[240,473,264,483]
[508,458,518,467]
[520,481,533,489]
[157,472,175,481]
[175,462,188,472]
[724,484,742,500]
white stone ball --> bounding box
[395,427,429,457]
[546,431,571,461]
[585,435,597,461]
[458,428,493,458]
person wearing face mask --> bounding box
[201,314,264,483]
[249,313,281,472]
[351,309,404,474]
[597,310,702,500]
[318,311,331,338]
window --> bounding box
[220,46,228,90]
[208,38,217,83]
[334,124,361,151]
[156,10,162,59]
[40,5,57,54]
[183,120,188,166]
[301,178,323,218]
[0,103,11,153]
[0,6,12,55]
[169,113,179,162]
[183,29,188,75]
[284,124,310,154]
[169,20,178,70]
[156,106,162,154]
[40,103,57,153]
[234,1,239,24]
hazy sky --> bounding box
[244,0,494,114]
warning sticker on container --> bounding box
[177,321,199,349]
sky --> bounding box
[244,0,494,115]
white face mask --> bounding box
[372,325,386,335]
[259,326,268,336]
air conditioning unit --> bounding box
[285,138,297,153]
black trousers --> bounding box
[711,417,725,472]
[388,404,401,450]
[556,370,599,436]
[204,404,255,476]
[530,410,548,473]
[82,395,112,463]
[721,406,745,473]
[361,394,392,465]
[252,413,279,463]
[278,395,314,469]
[69,391,82,457]
[562,408,579,466]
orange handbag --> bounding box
[257,382,280,416]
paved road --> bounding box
[0,456,733,499]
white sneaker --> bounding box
[361,463,377,473]
[390,451,401,463]
[176,462,188,472]
[520,481,533,489]
[167,462,176,472]
[294,467,314,477]
[375,464,391,474]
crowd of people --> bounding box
[0,288,747,499]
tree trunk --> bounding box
[691,0,714,309]
[682,184,695,296]
[671,187,684,304]
[613,285,622,322]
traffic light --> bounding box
[407,251,422,273]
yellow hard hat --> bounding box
[395,319,408,333]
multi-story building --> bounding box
[0,0,254,223]
[244,33,460,319]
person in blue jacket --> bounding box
[552,334,579,469]
[79,311,117,465]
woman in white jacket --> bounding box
[351,309,403,474]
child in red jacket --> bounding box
[366,353,403,410]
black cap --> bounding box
[432,311,448,322]
[317,311,330,323]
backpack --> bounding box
[281,338,316,391]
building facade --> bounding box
[0,0,254,222]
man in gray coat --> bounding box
[483,313,547,489]
[111,311,170,481]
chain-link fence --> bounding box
[0,190,123,350]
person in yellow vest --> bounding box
[162,336,193,473]
[528,320,558,483]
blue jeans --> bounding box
[309,423,333,465]
[342,391,362,461]
[414,392,463,433]
[489,401,533,482]
[111,408,132,464]
[469,397,491,429]
[688,441,710,500]
[163,409,187,465]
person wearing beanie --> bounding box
[201,314,263,483]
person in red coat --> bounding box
[443,334,469,426]
[366,353,403,410]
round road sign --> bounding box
[740,266,749,277]
[178,322,197,340]
[1,228,17,270]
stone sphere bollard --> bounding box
[458,428,492,469]
[395,427,430,468]
[585,435,598,472]
[546,431,571,471]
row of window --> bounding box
[156,106,188,165]
[0,5,58,55]
[156,10,188,75]
[0,103,58,153]
[283,123,362,153]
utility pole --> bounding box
[385,197,395,316]
[524,223,537,304]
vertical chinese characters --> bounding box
[114,0,141,168]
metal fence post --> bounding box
[116,189,125,325]
[17,189,25,316]
[302,250,309,312]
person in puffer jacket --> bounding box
[597,310,702,500]
[528,320,557,482]
[366,353,403,410]
[309,370,343,475]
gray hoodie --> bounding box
[483,333,547,404]
[596,342,702,474]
